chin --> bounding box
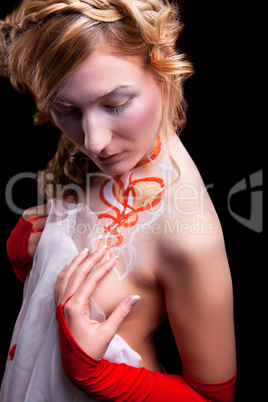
[96,161,135,177]
[93,150,147,176]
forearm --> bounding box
[56,303,236,402]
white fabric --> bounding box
[1,144,174,401]
[0,199,142,402]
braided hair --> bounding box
[0,0,193,198]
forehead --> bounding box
[57,52,149,104]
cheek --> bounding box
[122,93,162,138]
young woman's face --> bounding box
[50,52,163,176]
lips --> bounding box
[95,152,125,164]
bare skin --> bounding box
[25,136,236,382]
[23,205,50,258]
[24,52,236,384]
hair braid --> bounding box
[1,0,194,200]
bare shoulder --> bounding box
[156,135,228,277]
[152,137,236,381]
[155,198,230,287]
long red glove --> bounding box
[56,303,236,402]
[6,216,43,283]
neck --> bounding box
[94,134,174,251]
[134,134,163,168]
[114,134,169,184]
[109,134,169,206]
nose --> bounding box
[82,110,112,156]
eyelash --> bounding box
[53,100,130,121]
[105,102,129,115]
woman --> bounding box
[1,0,236,401]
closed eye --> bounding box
[54,107,80,115]
[104,99,132,115]
[50,106,82,123]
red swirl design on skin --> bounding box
[97,135,165,249]
[135,134,162,167]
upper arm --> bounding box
[156,218,236,383]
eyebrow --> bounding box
[53,85,134,107]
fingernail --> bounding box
[110,255,119,261]
[128,295,141,307]
[79,248,89,255]
[98,245,108,251]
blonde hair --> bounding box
[0,0,193,199]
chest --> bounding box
[69,172,167,316]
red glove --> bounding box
[6,216,43,283]
[56,302,236,402]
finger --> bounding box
[23,204,50,221]
[31,216,47,230]
[69,256,118,307]
[63,247,108,293]
[28,232,43,259]
[27,215,48,258]
[56,247,108,305]
[54,264,68,306]
[55,249,90,305]
[103,295,141,338]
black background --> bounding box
[0,1,263,401]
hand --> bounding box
[7,203,51,283]
[54,248,140,361]
[23,204,50,258]
[23,196,74,258]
